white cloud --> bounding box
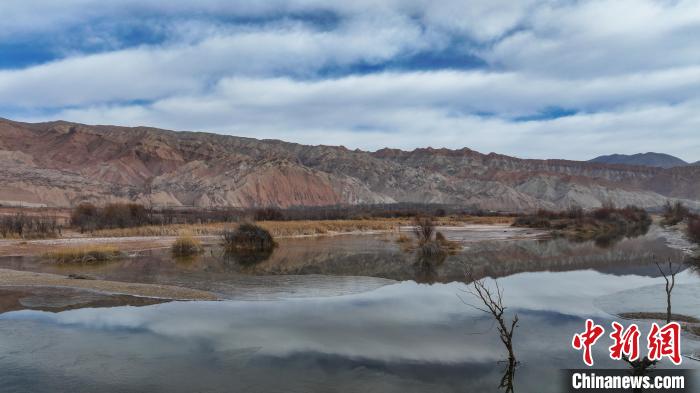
[486,0,700,76]
[28,72,700,161]
[2,0,700,161]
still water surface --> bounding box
[1,227,699,392]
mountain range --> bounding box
[1,118,700,211]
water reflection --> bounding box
[0,227,698,392]
[0,230,687,299]
[1,269,699,393]
[0,286,167,313]
[223,248,275,266]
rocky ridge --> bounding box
[1,118,699,211]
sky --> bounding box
[1,0,700,161]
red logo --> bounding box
[572,319,605,366]
[647,322,682,365]
[572,320,682,366]
[609,322,641,361]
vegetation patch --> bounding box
[661,201,691,226]
[688,216,700,244]
[43,246,123,264]
[657,201,700,246]
[687,325,700,337]
[222,223,276,252]
[92,218,462,238]
[0,213,61,239]
[618,312,700,324]
[409,216,462,262]
[171,235,203,257]
[513,204,652,245]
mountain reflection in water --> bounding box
[0,227,687,299]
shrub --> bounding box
[413,216,436,243]
[71,203,99,232]
[688,217,700,244]
[434,208,447,217]
[567,205,584,220]
[513,215,551,228]
[0,213,60,239]
[222,223,276,252]
[101,203,149,228]
[71,202,151,232]
[661,201,690,226]
[512,204,651,246]
[44,246,122,264]
[408,216,459,263]
[171,235,203,257]
[254,207,285,221]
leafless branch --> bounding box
[464,271,519,392]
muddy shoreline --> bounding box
[0,268,220,301]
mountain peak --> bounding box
[588,152,687,168]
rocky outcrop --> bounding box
[1,118,699,211]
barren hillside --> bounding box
[1,118,699,211]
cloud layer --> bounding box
[2,0,700,161]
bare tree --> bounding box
[461,273,519,392]
[655,258,682,324]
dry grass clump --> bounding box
[459,215,515,225]
[94,223,225,237]
[94,219,403,238]
[259,220,399,236]
[43,246,123,264]
[171,235,203,257]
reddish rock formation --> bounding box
[1,117,699,211]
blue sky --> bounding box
[1,0,700,161]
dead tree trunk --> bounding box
[463,273,519,392]
[655,259,681,324]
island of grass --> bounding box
[618,312,700,337]
[512,204,652,244]
[171,235,203,257]
[43,246,123,264]
[618,312,699,323]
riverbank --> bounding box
[0,216,517,257]
[0,268,220,300]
